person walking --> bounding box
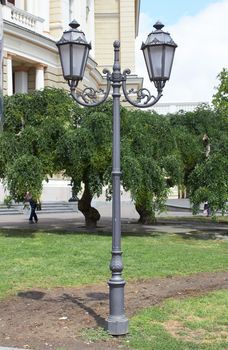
[25,191,38,223]
[203,201,210,217]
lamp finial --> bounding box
[69,20,80,29]
[153,21,164,30]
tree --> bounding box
[1,89,114,227]
[1,88,77,201]
[185,71,228,216]
[169,105,219,198]
[168,97,227,217]
[212,68,228,120]
[56,100,113,227]
[121,110,181,224]
[188,153,228,216]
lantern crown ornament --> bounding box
[56,20,91,84]
[141,21,177,87]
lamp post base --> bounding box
[106,278,128,335]
[107,315,129,335]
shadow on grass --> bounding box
[1,220,227,241]
[0,227,163,238]
[1,227,227,241]
[0,229,36,238]
[176,230,228,240]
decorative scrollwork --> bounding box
[122,69,164,108]
[127,87,156,104]
[79,87,106,103]
[69,69,111,107]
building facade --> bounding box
[0,0,5,125]
[2,0,142,97]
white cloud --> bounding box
[135,0,228,103]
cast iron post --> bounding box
[107,41,128,334]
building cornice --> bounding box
[4,20,57,53]
[3,20,98,69]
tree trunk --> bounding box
[78,180,100,228]
[135,202,156,224]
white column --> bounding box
[15,0,25,10]
[44,0,50,33]
[25,0,33,14]
[72,0,83,29]
[6,54,13,96]
[14,70,28,93]
[33,0,49,32]
[86,0,95,58]
[35,65,45,90]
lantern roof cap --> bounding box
[142,21,177,48]
[56,19,91,48]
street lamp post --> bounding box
[56,20,177,335]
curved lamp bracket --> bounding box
[122,69,164,108]
[69,69,111,107]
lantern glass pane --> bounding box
[59,44,71,78]
[143,46,153,80]
[164,46,175,79]
[72,44,86,78]
[82,47,90,75]
[149,46,162,79]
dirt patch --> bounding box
[0,271,227,350]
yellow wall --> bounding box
[49,0,63,38]
[120,0,135,72]
[95,0,137,73]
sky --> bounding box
[136,0,228,103]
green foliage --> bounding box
[3,195,13,208]
[56,100,113,196]
[1,88,77,201]
[121,110,181,222]
[169,94,228,216]
[212,68,228,120]
[169,105,217,183]
[169,103,228,214]
[188,153,228,216]
[5,154,44,201]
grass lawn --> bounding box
[125,289,228,350]
[0,229,227,298]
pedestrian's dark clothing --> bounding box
[28,198,38,223]
[204,203,209,210]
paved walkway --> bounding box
[0,206,227,237]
